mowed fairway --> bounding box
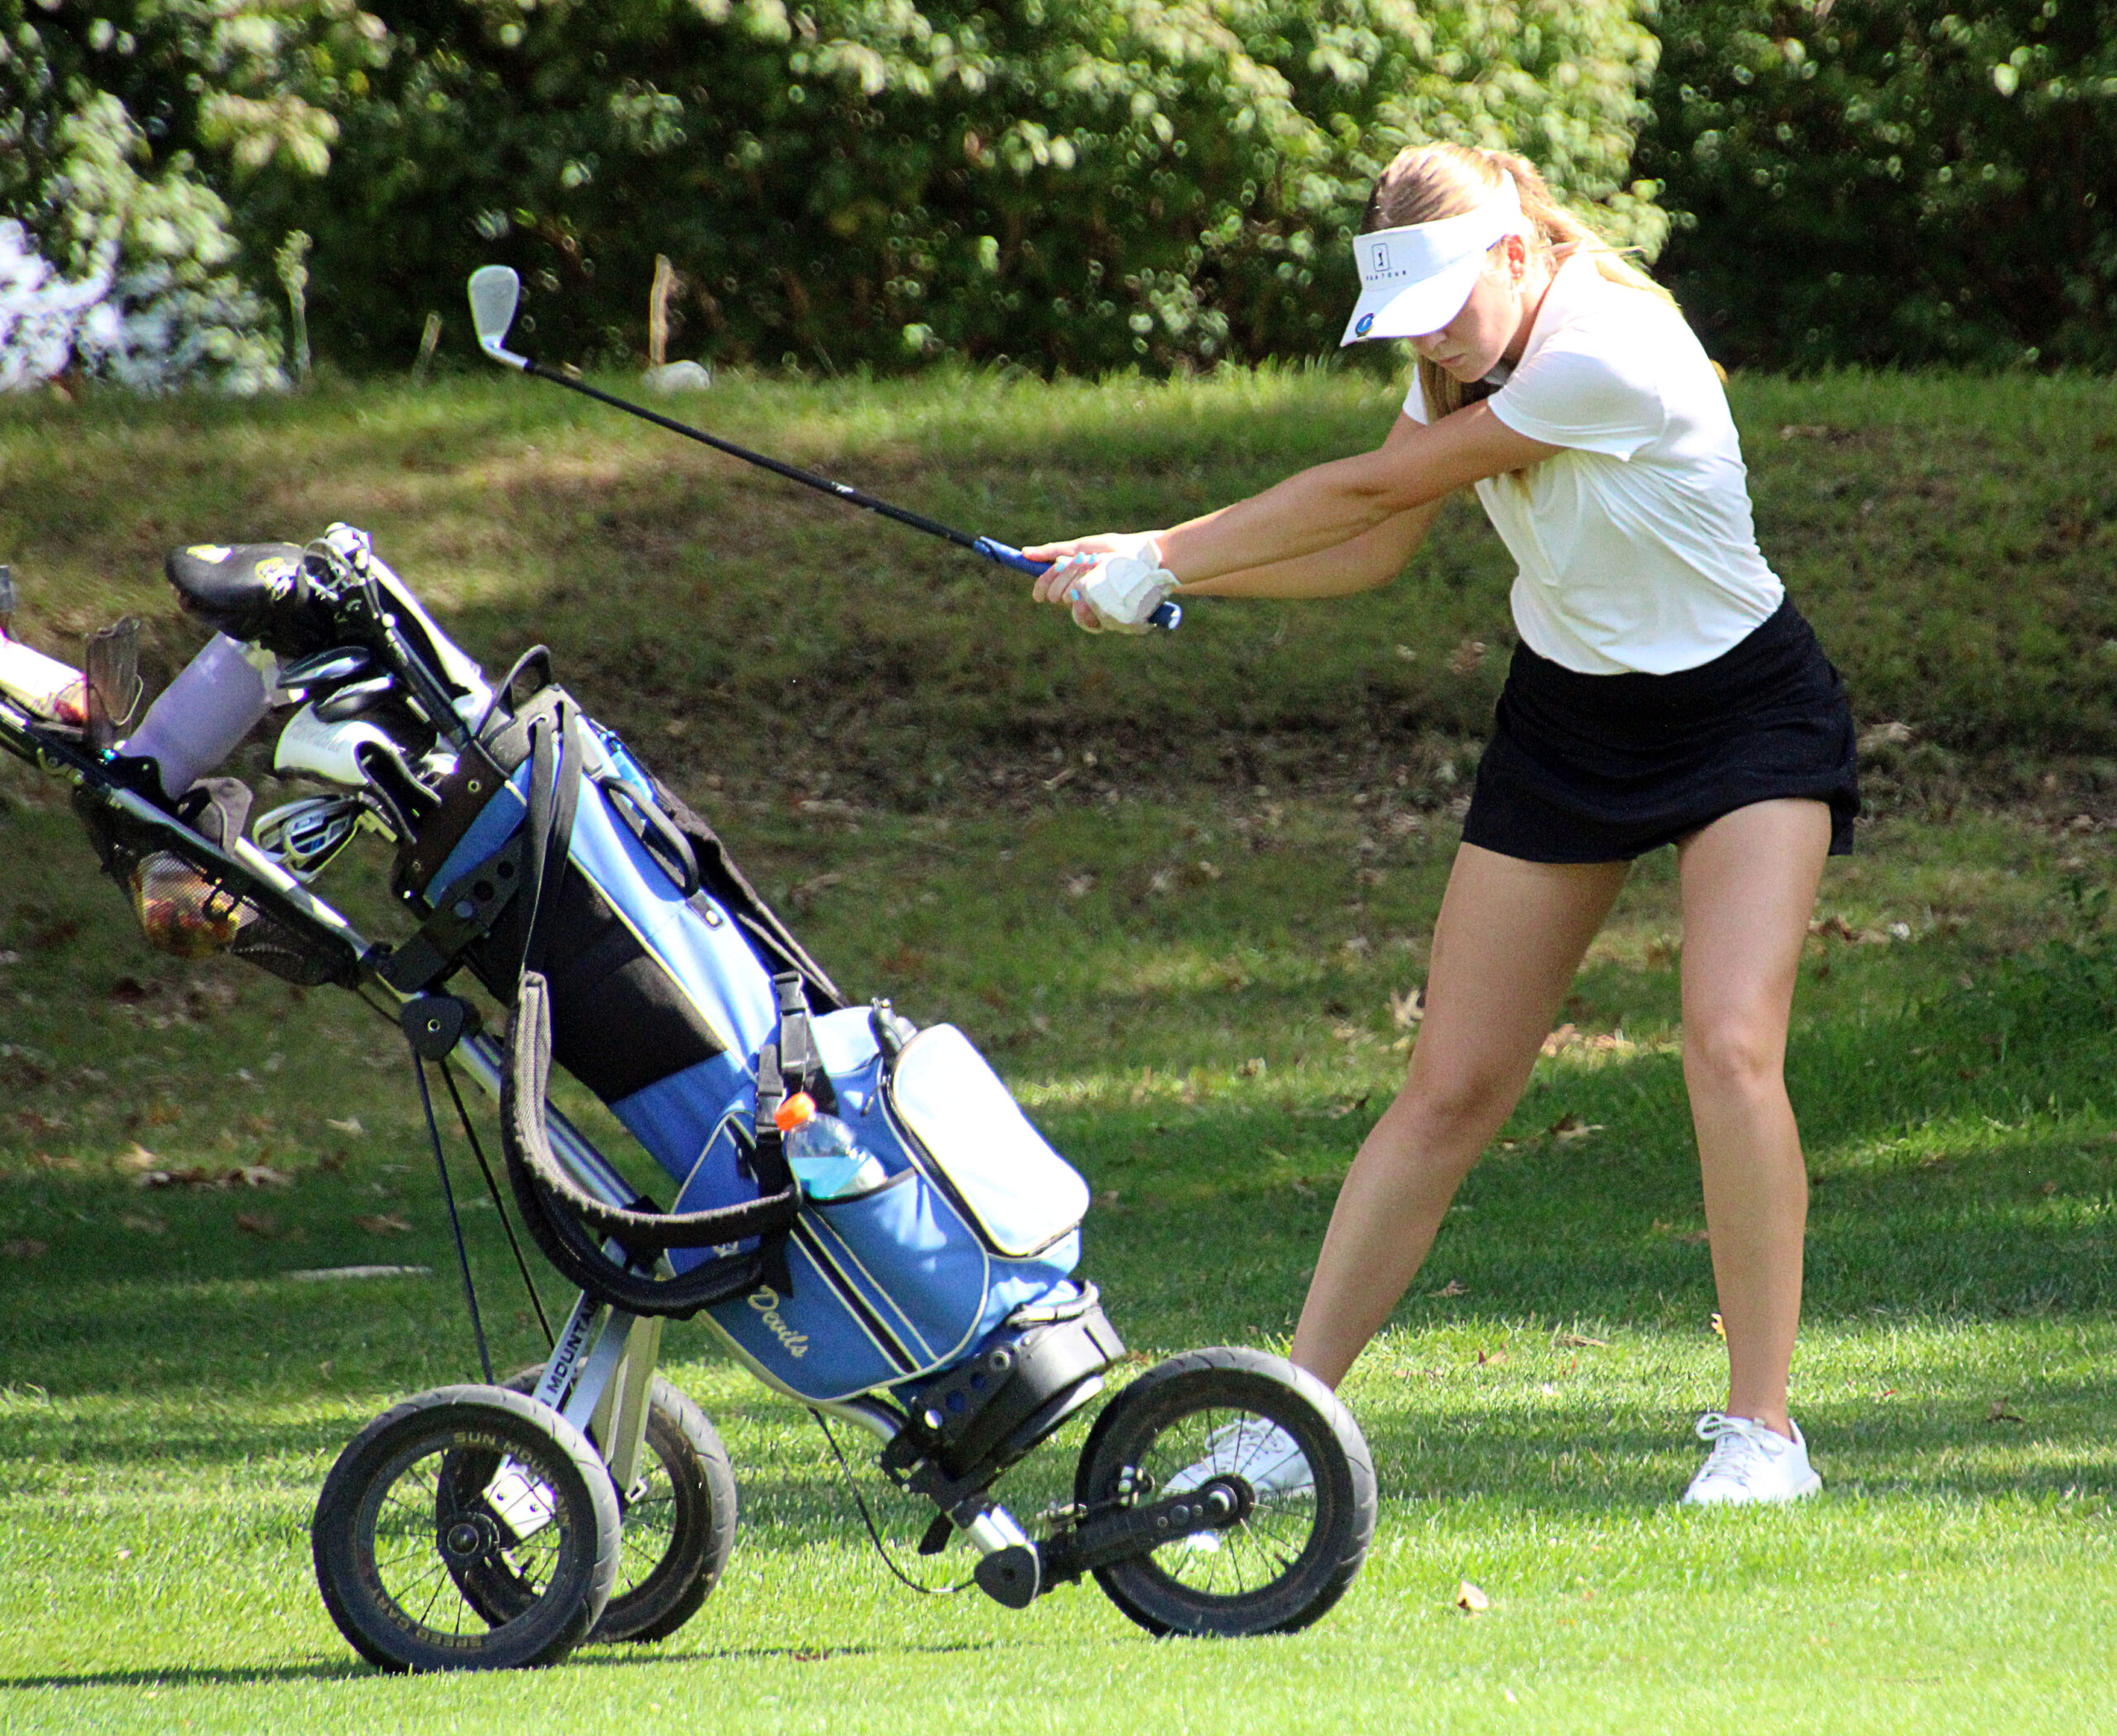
[3,371,2117,1730]
[3,782,2116,1734]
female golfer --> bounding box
[1025,142,1857,1505]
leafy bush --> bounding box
[253,0,1661,374]
[1638,0,2117,370]
[0,0,385,390]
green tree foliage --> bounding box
[1639,0,2117,369]
[0,0,386,387]
[260,0,1661,373]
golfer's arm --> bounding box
[1159,405,1556,585]
[1175,498,1444,599]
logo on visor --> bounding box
[1355,313,1375,337]
[1368,240,1391,275]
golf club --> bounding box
[465,265,1180,630]
[252,792,384,877]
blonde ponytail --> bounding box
[1362,143,1675,425]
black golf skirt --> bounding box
[1460,597,1859,863]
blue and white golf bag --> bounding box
[388,672,1101,1409]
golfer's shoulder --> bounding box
[1534,270,1696,387]
[1510,271,1723,438]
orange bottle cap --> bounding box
[772,1092,816,1134]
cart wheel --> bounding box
[1073,1346,1374,1638]
[499,1369,738,1643]
[312,1384,619,1671]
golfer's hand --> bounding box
[1022,532,1167,631]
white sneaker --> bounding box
[1681,1413,1822,1506]
[1163,1418,1314,1552]
[1165,1418,1313,1500]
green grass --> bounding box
[4,751,2117,1731]
[5,364,2116,1726]
[2,366,2116,810]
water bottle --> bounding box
[121,633,274,798]
[772,1092,886,1200]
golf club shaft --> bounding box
[518,360,1178,629]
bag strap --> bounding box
[596,772,700,897]
[503,973,800,1253]
[500,975,796,1317]
[495,696,800,1313]
[519,702,582,977]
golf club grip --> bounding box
[972,539,1183,632]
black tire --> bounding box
[497,1368,738,1643]
[312,1384,620,1671]
[1073,1347,1375,1638]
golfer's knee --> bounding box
[1388,1068,1521,1155]
[1682,1016,1785,1102]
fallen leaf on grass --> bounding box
[237,1165,293,1189]
[1475,1348,1508,1366]
[1449,638,1488,677]
[1986,1400,2024,1423]
[1235,1057,1268,1078]
[1554,1332,1610,1348]
[1389,988,1425,1029]
[789,872,844,911]
[1541,1023,1579,1056]
[1550,1114,1604,1144]
[119,1212,166,1236]
[235,1212,278,1237]
[1432,1279,1469,1298]
[1808,913,1873,945]
[325,1117,364,1136]
[1709,1313,1726,1338]
[2,1239,49,1260]
[356,1213,413,1235]
[1455,1580,1490,1613]
[115,1141,162,1174]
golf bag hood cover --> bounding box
[165,543,337,658]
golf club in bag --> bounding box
[0,516,1371,1671]
[464,265,1181,632]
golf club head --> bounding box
[274,703,399,787]
[253,794,366,878]
[467,265,528,369]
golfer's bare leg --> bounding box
[1290,844,1629,1387]
[1675,799,1833,1438]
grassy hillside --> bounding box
[2,366,2112,812]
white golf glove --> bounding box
[1069,543,1178,635]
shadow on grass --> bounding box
[0,1663,363,1692]
[0,1638,1008,1695]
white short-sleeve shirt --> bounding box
[1404,251,1782,675]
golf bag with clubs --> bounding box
[0,507,1372,1671]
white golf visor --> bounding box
[1339,174,1524,346]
